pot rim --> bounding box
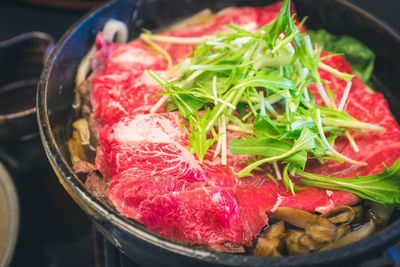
[37,0,400,265]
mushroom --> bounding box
[352,205,364,223]
[253,238,281,256]
[365,201,394,227]
[319,220,375,251]
[268,207,337,243]
[322,205,355,225]
[298,234,326,251]
[253,221,285,256]
[285,230,311,255]
[335,224,351,240]
[265,220,285,239]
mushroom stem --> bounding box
[268,207,337,243]
[322,205,355,225]
[319,220,375,252]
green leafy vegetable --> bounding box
[185,109,220,163]
[308,29,375,84]
[233,128,317,177]
[230,137,307,170]
[300,158,400,207]
[283,164,305,194]
[145,0,386,195]
[253,115,283,138]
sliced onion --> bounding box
[305,223,337,243]
[75,46,96,88]
[102,19,128,44]
[72,119,90,145]
[271,250,281,257]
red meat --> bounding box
[88,3,400,252]
[108,169,199,223]
[90,4,288,125]
[307,53,400,178]
[140,186,243,252]
[106,141,204,182]
[91,71,167,125]
[96,112,201,179]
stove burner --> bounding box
[0,161,19,267]
[92,228,400,267]
[93,230,141,267]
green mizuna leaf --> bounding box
[230,138,306,168]
[232,128,315,177]
[172,94,206,118]
[186,109,220,163]
[308,29,375,84]
[232,72,296,92]
[283,164,305,194]
[292,128,317,152]
[300,158,400,207]
[253,115,283,138]
[290,117,316,131]
[145,0,386,199]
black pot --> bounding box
[37,0,400,266]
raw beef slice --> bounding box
[140,186,243,252]
[88,3,400,251]
[307,53,400,178]
[97,112,203,180]
[108,169,198,223]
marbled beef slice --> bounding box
[86,2,400,252]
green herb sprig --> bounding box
[145,0,387,198]
[300,158,400,207]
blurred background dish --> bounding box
[0,162,19,267]
[0,19,93,267]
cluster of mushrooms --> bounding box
[252,203,393,256]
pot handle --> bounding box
[0,32,54,61]
[0,32,54,142]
